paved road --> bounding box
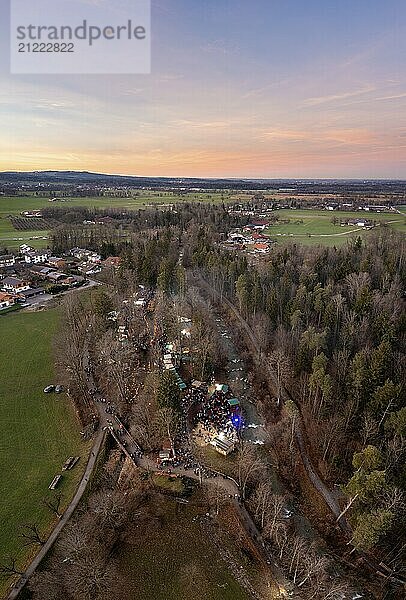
[7,429,105,600]
[22,279,101,310]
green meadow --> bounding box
[265,208,405,246]
[0,309,87,594]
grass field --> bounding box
[266,208,406,246]
[118,492,250,600]
[0,309,87,592]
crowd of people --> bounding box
[193,387,241,442]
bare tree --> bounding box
[88,490,128,530]
[237,445,266,500]
[263,494,286,540]
[20,523,45,547]
[380,487,405,513]
[0,555,23,579]
[251,481,275,529]
[70,555,121,600]
[360,413,379,445]
[156,406,179,456]
[57,522,90,562]
[42,492,63,518]
[204,480,230,515]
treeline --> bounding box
[190,228,405,554]
[49,202,246,256]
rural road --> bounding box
[7,428,105,600]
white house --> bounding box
[70,248,101,262]
[0,255,16,269]
[24,251,49,264]
[1,276,30,293]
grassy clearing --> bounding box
[118,492,250,600]
[194,443,239,479]
[266,208,405,246]
[0,309,88,591]
[151,473,186,494]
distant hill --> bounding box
[0,171,405,193]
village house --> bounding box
[0,255,16,269]
[47,256,66,269]
[29,265,55,277]
[47,271,69,283]
[70,248,101,263]
[252,242,270,254]
[1,276,30,293]
[17,287,45,302]
[24,250,49,264]
[19,244,34,254]
[0,292,16,310]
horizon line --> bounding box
[1,170,406,183]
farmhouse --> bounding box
[0,255,16,269]
[24,250,49,264]
[1,277,30,293]
[0,292,15,310]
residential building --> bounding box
[17,287,45,301]
[29,265,55,277]
[0,255,16,269]
[1,277,30,293]
[24,250,49,264]
[47,256,66,268]
[70,248,101,262]
[0,292,15,310]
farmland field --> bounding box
[0,309,87,594]
[265,208,406,246]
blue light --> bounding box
[232,415,242,429]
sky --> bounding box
[0,0,405,178]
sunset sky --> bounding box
[1,0,405,178]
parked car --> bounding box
[55,385,64,394]
[43,385,55,393]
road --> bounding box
[22,279,101,310]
